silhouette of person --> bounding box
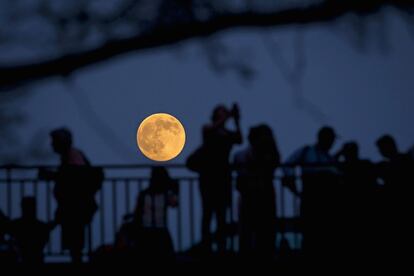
[376,135,411,199]
[376,135,412,185]
[234,125,280,260]
[283,126,340,258]
[7,197,54,264]
[334,142,378,258]
[409,145,414,160]
[119,166,178,262]
[38,127,103,263]
[376,135,413,261]
[187,103,242,253]
[335,141,377,196]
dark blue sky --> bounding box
[4,8,414,166]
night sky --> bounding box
[1,8,413,166]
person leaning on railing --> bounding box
[282,126,341,259]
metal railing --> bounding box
[0,164,302,262]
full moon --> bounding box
[137,113,186,162]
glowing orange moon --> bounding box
[137,113,186,161]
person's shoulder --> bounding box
[202,124,215,138]
[292,144,311,156]
[307,144,319,151]
[295,144,311,151]
[67,148,90,166]
[202,124,214,132]
[399,153,414,166]
[234,147,250,162]
[77,148,91,165]
[409,146,414,159]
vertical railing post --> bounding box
[100,187,105,246]
[34,180,38,206]
[19,180,25,204]
[138,179,142,193]
[87,224,92,259]
[280,172,286,253]
[176,180,182,252]
[295,165,302,252]
[46,181,52,255]
[112,180,117,239]
[6,167,12,217]
[229,175,234,252]
[189,179,195,248]
[125,180,130,214]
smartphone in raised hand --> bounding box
[232,103,240,121]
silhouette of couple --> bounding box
[187,103,280,258]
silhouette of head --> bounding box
[248,124,278,159]
[376,135,398,159]
[50,128,72,155]
[342,142,359,161]
[317,126,336,152]
[249,125,273,149]
[21,196,36,219]
[211,105,230,125]
[150,166,171,192]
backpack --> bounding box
[185,146,208,173]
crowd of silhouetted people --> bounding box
[1,103,413,264]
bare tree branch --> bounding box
[64,79,135,161]
[263,30,327,123]
[0,0,412,90]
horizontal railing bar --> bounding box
[0,163,312,260]
[0,176,284,183]
[0,163,342,170]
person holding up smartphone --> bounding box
[190,103,242,254]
